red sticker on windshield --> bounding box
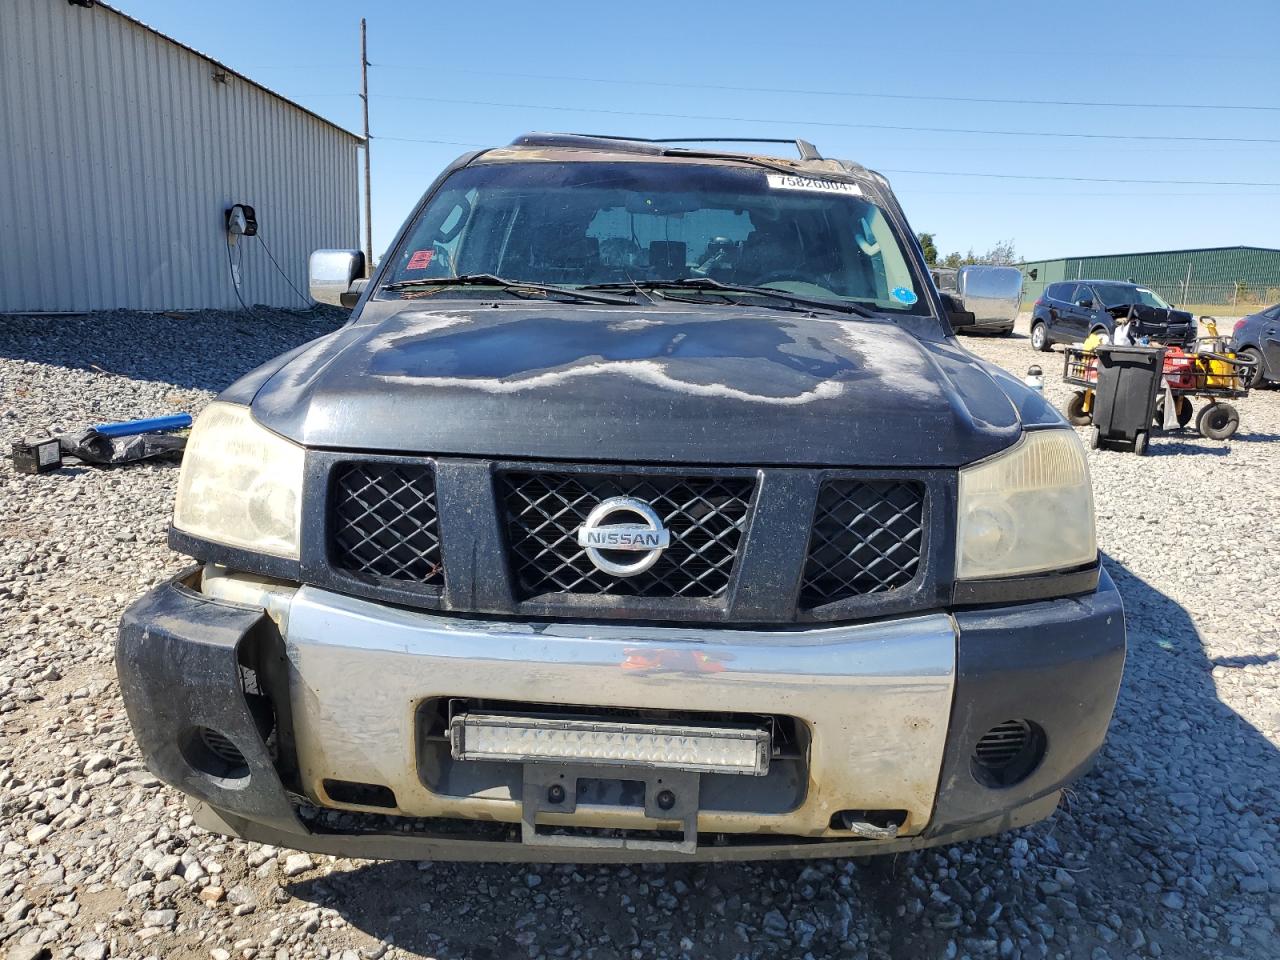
[406,249,434,270]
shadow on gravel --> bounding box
[283,557,1279,959]
[0,308,346,394]
[1143,441,1230,457]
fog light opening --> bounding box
[180,726,251,786]
[971,719,1046,788]
[322,779,398,810]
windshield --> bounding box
[1094,283,1171,309]
[381,161,929,314]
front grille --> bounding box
[330,462,443,586]
[499,471,755,599]
[800,479,925,607]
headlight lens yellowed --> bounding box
[173,402,304,559]
[956,429,1096,579]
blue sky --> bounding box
[122,0,1280,262]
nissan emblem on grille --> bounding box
[576,497,671,577]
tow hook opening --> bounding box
[829,809,907,839]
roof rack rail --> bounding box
[510,133,822,161]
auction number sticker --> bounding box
[767,174,862,195]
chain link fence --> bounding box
[1139,282,1280,315]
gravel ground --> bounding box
[1,308,1277,960]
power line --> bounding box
[880,168,1280,187]
[372,93,1280,145]
[372,65,1280,114]
[376,132,1280,188]
[378,135,488,147]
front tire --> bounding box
[1031,321,1050,352]
[1237,347,1265,389]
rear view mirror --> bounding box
[309,249,367,307]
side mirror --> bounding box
[309,249,366,307]
[940,292,977,330]
[1078,298,1094,309]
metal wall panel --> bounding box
[1020,249,1280,306]
[0,0,360,312]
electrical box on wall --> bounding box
[224,203,257,237]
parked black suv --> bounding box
[1030,280,1196,351]
[116,134,1124,862]
[1229,303,1280,387]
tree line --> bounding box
[917,234,1017,269]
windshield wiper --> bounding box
[584,277,879,318]
[382,273,633,305]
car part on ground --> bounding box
[9,414,191,473]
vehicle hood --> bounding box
[1106,304,1195,328]
[249,303,1032,467]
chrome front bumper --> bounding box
[275,582,956,838]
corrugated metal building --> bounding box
[1019,246,1280,310]
[0,0,362,313]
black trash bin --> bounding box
[1090,344,1165,455]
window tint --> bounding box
[1072,285,1096,305]
[1046,283,1072,301]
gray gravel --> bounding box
[1,308,1277,960]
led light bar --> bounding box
[449,713,771,776]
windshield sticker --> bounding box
[766,174,863,196]
[406,249,435,270]
[891,286,918,305]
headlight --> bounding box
[956,429,1095,579]
[173,402,304,559]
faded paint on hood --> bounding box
[248,303,1031,466]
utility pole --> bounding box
[360,18,372,275]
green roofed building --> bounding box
[1019,246,1280,314]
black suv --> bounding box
[116,133,1123,862]
[1030,280,1196,351]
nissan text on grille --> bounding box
[116,134,1124,862]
